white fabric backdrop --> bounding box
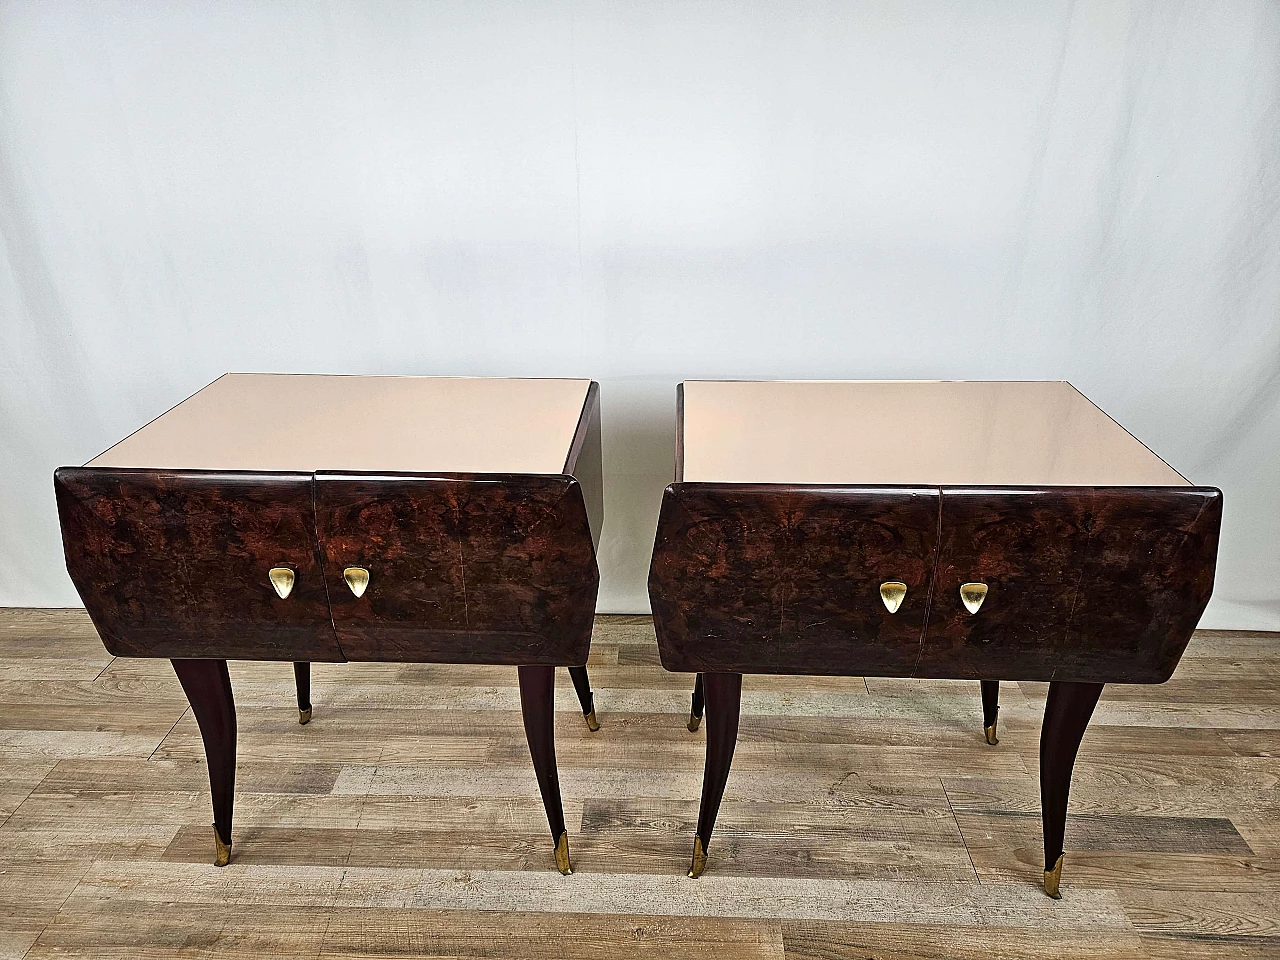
[2,1,1277,627]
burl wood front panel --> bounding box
[314,473,598,665]
[54,468,345,662]
[648,484,940,675]
[649,483,1221,683]
[919,486,1222,683]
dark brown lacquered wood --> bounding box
[919,486,1223,683]
[654,484,1222,684]
[170,658,236,860]
[652,384,1224,892]
[518,665,568,849]
[649,483,940,676]
[54,468,345,662]
[565,381,604,551]
[314,472,598,666]
[293,662,312,719]
[980,680,999,735]
[53,377,603,877]
[690,672,705,729]
[1041,680,1105,888]
[693,672,742,870]
[653,483,1222,889]
[567,665,595,718]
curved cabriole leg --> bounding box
[293,662,312,725]
[689,672,742,878]
[688,673,705,732]
[981,680,1000,745]
[1040,680,1104,899]
[518,665,572,875]
[171,658,237,867]
[567,665,599,732]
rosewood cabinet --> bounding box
[56,374,604,874]
[649,380,1221,896]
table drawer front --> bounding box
[918,486,1222,682]
[314,473,598,665]
[649,484,940,675]
[54,468,344,661]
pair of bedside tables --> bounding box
[54,374,1221,898]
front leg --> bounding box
[518,665,573,874]
[293,662,312,724]
[980,680,1000,744]
[171,659,237,866]
[688,672,742,877]
[1040,680,1104,898]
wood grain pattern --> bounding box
[54,468,345,662]
[650,483,1221,683]
[314,472,597,665]
[649,484,940,675]
[3,610,1278,959]
[919,486,1223,682]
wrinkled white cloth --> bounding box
[2,1,1277,626]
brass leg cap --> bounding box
[299,706,313,725]
[554,832,573,875]
[687,712,702,733]
[688,835,707,878]
[1044,853,1064,899]
[984,719,999,746]
[584,709,600,732]
[213,826,232,867]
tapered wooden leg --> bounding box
[567,665,599,731]
[293,662,312,725]
[1040,680,1104,898]
[688,673,705,732]
[689,671,742,878]
[981,680,1000,745]
[518,665,572,874]
[171,658,236,866]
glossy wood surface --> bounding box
[518,665,569,844]
[652,483,1221,682]
[657,381,1222,891]
[170,658,236,853]
[1041,681,1106,876]
[655,381,1222,684]
[681,380,1189,487]
[920,486,1223,683]
[89,374,592,475]
[54,468,345,662]
[694,672,742,862]
[649,484,940,676]
[56,376,605,876]
[58,376,604,668]
[314,473,597,666]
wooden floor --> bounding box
[1,610,1277,959]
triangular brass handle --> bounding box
[343,566,370,598]
[879,581,907,614]
[267,567,295,600]
[960,582,988,614]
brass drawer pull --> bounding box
[343,566,370,598]
[879,581,907,614]
[268,567,295,600]
[960,582,988,614]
